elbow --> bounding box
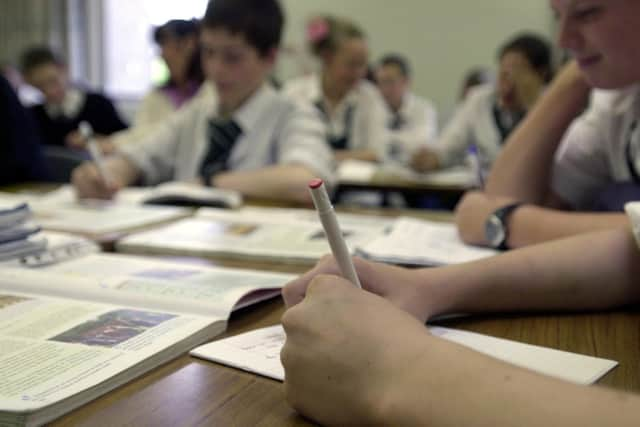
[454,192,488,245]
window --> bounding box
[103,0,208,98]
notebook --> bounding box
[191,325,618,385]
[0,254,293,427]
[356,217,499,266]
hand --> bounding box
[454,191,518,245]
[281,275,433,426]
[410,147,440,173]
[283,255,431,323]
[71,161,121,199]
[65,130,88,149]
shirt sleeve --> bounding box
[387,98,439,162]
[432,96,475,167]
[276,103,337,186]
[625,202,640,248]
[551,108,612,209]
[116,103,198,185]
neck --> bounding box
[322,73,349,104]
[218,83,262,118]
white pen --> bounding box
[79,121,114,186]
[308,179,362,288]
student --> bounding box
[280,224,640,426]
[71,0,333,205]
[20,46,128,149]
[0,75,49,184]
[455,0,639,250]
[109,19,205,149]
[282,15,388,162]
[458,67,493,101]
[410,33,552,173]
[136,19,204,126]
[374,54,438,165]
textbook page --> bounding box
[0,253,292,318]
[119,208,390,263]
[0,189,190,234]
[0,292,221,426]
[191,325,618,385]
[356,217,498,266]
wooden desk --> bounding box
[51,291,640,426]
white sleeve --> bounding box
[117,103,197,185]
[432,98,475,167]
[351,86,389,160]
[625,202,640,248]
[276,103,337,186]
[551,109,612,209]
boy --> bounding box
[374,54,438,165]
[456,2,638,249]
[72,0,333,204]
[20,46,128,149]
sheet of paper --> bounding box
[192,325,618,385]
[356,217,498,266]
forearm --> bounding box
[421,228,640,317]
[212,164,316,204]
[384,335,640,426]
[486,62,591,203]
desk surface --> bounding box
[3,184,639,425]
[51,291,640,427]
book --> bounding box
[0,253,294,426]
[191,325,618,385]
[337,159,475,188]
[117,207,393,264]
[356,217,499,266]
[0,191,190,235]
[43,183,242,209]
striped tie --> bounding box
[199,118,243,184]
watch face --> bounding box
[485,214,506,248]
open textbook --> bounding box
[337,159,476,188]
[42,183,242,209]
[0,190,190,235]
[0,253,293,426]
[191,325,618,385]
[117,206,393,263]
[356,217,499,266]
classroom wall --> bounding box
[278,0,554,118]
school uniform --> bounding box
[552,85,640,210]
[385,92,438,164]
[29,88,128,147]
[117,82,334,185]
[0,76,49,184]
[432,83,525,170]
[282,74,388,159]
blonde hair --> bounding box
[307,15,365,57]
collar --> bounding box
[313,73,361,112]
[45,87,85,119]
[210,83,276,132]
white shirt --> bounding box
[282,73,388,159]
[433,84,508,169]
[552,84,640,209]
[44,88,85,119]
[118,83,335,186]
[385,92,438,164]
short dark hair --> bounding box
[153,19,200,45]
[378,54,411,78]
[498,33,553,82]
[20,46,65,75]
[202,0,284,57]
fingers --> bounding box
[71,162,118,200]
[282,254,340,307]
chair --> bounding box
[42,146,89,183]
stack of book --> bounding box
[0,202,46,261]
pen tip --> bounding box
[308,179,324,189]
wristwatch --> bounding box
[485,203,523,250]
